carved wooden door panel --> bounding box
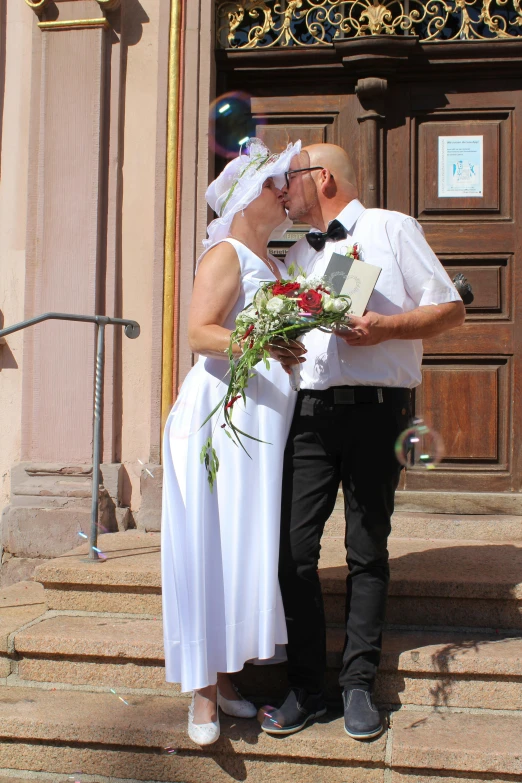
[386,80,522,493]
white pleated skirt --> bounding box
[161,355,296,692]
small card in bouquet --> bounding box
[324,252,381,317]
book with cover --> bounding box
[323,252,382,317]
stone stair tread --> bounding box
[389,512,522,542]
[1,687,521,777]
[337,628,522,675]
[0,582,46,652]
[391,709,522,775]
[14,615,522,679]
[15,614,164,658]
[320,536,522,599]
[0,686,384,762]
[326,507,522,541]
[0,778,40,783]
[13,477,92,498]
[34,531,161,588]
[35,533,522,601]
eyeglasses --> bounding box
[284,167,324,189]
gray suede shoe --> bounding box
[261,688,327,736]
[343,689,383,740]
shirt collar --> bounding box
[333,199,365,235]
[307,199,366,235]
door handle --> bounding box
[452,273,474,305]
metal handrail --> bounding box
[0,313,141,562]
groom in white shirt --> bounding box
[262,144,465,740]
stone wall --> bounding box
[0,0,215,583]
[0,1,33,519]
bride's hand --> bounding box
[267,338,307,372]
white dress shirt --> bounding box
[285,199,461,390]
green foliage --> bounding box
[200,437,219,491]
[200,270,354,489]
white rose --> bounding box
[254,288,273,310]
[266,296,285,314]
[295,275,307,286]
[322,295,335,312]
[332,298,349,313]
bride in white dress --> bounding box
[161,139,301,745]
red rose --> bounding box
[298,289,323,314]
[225,395,241,410]
[271,281,300,297]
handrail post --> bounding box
[84,321,106,562]
[0,311,140,565]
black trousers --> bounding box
[279,386,411,693]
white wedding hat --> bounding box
[202,137,301,254]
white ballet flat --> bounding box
[218,687,257,719]
[188,692,220,746]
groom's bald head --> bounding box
[283,143,358,231]
[305,144,358,194]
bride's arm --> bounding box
[188,242,243,359]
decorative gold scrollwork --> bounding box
[216,0,522,46]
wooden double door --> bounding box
[219,60,522,497]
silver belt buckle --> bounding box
[377,388,384,403]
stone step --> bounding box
[13,613,177,693]
[321,536,522,629]
[391,708,522,779]
[0,685,383,782]
[323,491,522,541]
[34,531,161,613]
[1,581,47,683]
[11,614,522,710]
[0,778,37,783]
[238,627,522,710]
[388,511,522,542]
[0,686,521,782]
[34,532,522,628]
[326,507,522,542]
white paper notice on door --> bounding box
[438,135,483,198]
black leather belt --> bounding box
[298,386,411,405]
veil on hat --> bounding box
[200,137,301,259]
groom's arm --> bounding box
[338,216,465,346]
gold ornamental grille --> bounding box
[216,0,522,47]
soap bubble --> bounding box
[395,417,444,470]
[209,91,262,160]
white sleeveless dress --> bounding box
[161,238,297,693]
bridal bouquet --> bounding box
[201,264,353,489]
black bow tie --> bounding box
[305,219,348,251]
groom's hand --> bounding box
[267,338,307,374]
[334,312,392,347]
